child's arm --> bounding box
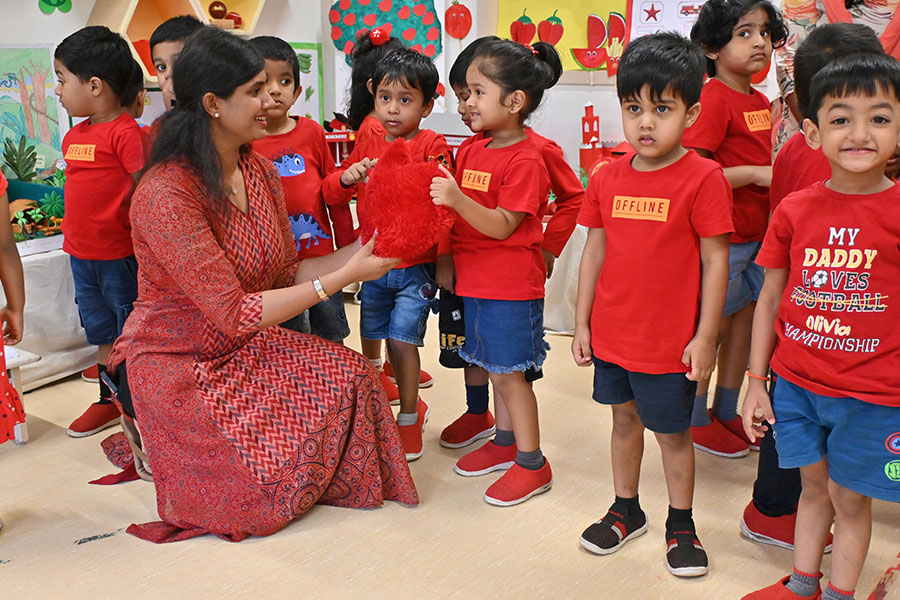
[0,190,25,345]
[430,166,525,240]
[540,139,584,276]
[741,267,788,442]
[682,234,729,381]
[321,142,377,206]
[693,149,771,188]
[572,227,606,366]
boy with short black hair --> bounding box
[149,15,204,111]
[249,35,354,342]
[323,47,453,462]
[54,26,146,437]
[572,32,733,577]
[741,53,900,600]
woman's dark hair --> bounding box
[617,32,706,106]
[149,15,204,51]
[347,29,404,130]
[371,47,440,101]
[250,35,301,91]
[807,53,900,124]
[794,23,884,120]
[690,0,788,76]
[470,40,562,123]
[145,27,265,214]
[54,26,134,102]
[449,35,500,89]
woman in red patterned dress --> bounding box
[108,27,417,543]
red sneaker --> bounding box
[740,502,833,553]
[378,369,400,405]
[454,441,516,476]
[741,576,822,599]
[440,411,496,448]
[484,460,553,507]
[383,362,434,388]
[692,415,750,458]
[397,398,430,461]
[81,364,99,383]
[720,414,760,450]
[67,402,121,438]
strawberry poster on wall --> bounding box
[496,0,630,73]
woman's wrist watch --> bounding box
[312,276,329,302]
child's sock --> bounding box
[690,394,711,427]
[821,583,853,600]
[396,412,417,426]
[615,494,642,516]
[711,386,740,422]
[368,357,384,371]
[465,384,489,415]
[494,428,515,447]
[515,447,544,470]
[98,364,112,404]
[665,506,694,534]
[785,568,823,597]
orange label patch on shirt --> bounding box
[65,144,96,161]
[743,109,771,132]
[460,169,491,192]
[611,196,670,222]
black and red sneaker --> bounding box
[580,503,648,555]
[665,528,709,577]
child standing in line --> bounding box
[430,39,561,506]
[54,27,146,438]
[684,0,787,458]
[324,48,453,461]
[0,170,26,533]
[572,33,732,576]
[437,35,584,450]
[249,36,354,342]
[741,53,900,600]
[149,15,204,113]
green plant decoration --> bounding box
[298,53,312,74]
[14,211,30,239]
[304,87,315,102]
[40,190,64,218]
[26,207,45,223]
[3,135,38,182]
[38,0,73,14]
[47,168,66,188]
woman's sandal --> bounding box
[121,415,153,482]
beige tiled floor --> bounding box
[1,302,898,599]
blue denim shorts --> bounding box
[70,255,139,346]
[359,263,437,346]
[770,376,900,502]
[280,292,350,342]
[724,241,764,316]
[591,357,697,434]
[458,297,547,375]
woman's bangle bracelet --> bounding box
[745,371,770,382]
[312,277,329,302]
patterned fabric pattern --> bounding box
[110,153,417,543]
[0,345,25,444]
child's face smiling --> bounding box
[806,87,900,189]
[371,76,433,141]
[712,7,773,83]
[621,85,700,171]
[465,64,511,133]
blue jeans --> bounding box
[458,297,547,375]
[359,264,437,346]
[70,255,138,345]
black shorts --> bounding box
[592,357,696,434]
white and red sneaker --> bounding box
[397,398,430,461]
[383,361,434,388]
[454,440,516,476]
[440,411,496,448]
[67,402,121,438]
[483,460,553,507]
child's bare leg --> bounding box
[610,401,644,497]
[463,365,489,386]
[654,430,695,509]
[794,460,834,575]
[488,371,538,452]
[827,479,871,593]
[98,343,112,366]
[361,337,383,361]
[385,339,420,415]
[715,303,754,390]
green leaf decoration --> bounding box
[3,135,38,182]
[38,0,72,14]
[40,191,65,218]
[297,53,312,74]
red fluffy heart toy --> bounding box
[360,138,456,259]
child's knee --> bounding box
[611,402,643,432]
[828,480,871,514]
[653,429,692,450]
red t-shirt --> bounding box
[459,128,584,257]
[683,78,771,243]
[252,117,354,259]
[757,182,900,407]
[323,128,453,267]
[577,151,734,374]
[770,131,830,211]
[451,137,551,301]
[62,112,145,260]
[355,114,386,146]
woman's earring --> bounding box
[214,112,219,118]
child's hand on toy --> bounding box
[742,382,775,443]
[571,325,593,366]
[681,334,715,381]
[340,158,377,188]
[1,305,23,345]
[430,165,465,209]
[436,254,456,293]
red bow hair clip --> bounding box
[522,43,539,56]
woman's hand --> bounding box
[1,305,23,345]
[430,165,465,210]
[340,158,377,188]
[343,235,400,282]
